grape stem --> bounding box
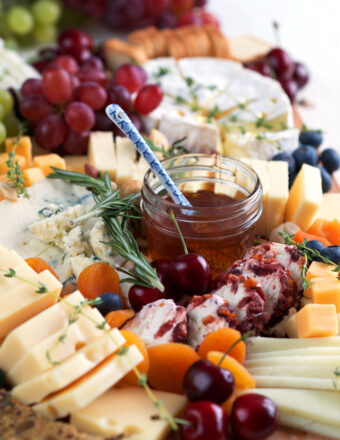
[169,209,188,255]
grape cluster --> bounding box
[62,0,218,31]
[18,29,163,154]
[1,0,62,45]
[245,47,309,103]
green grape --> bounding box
[6,7,34,36]
[0,122,6,146]
[3,111,20,137]
[31,0,61,25]
[32,23,57,43]
[0,105,4,121]
[0,90,14,115]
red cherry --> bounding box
[180,400,230,440]
[114,63,147,94]
[151,259,183,301]
[292,61,309,89]
[266,47,294,80]
[169,253,212,295]
[280,78,298,102]
[183,359,235,404]
[128,285,166,312]
[134,84,163,115]
[244,61,272,77]
[231,393,279,440]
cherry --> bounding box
[183,359,235,404]
[266,47,294,80]
[169,253,212,295]
[128,284,165,312]
[292,61,309,89]
[180,401,230,440]
[244,61,272,77]
[134,84,163,115]
[114,63,147,94]
[231,393,279,440]
[280,78,298,102]
[151,259,184,301]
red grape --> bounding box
[170,0,194,15]
[200,10,220,26]
[21,78,43,97]
[32,59,51,74]
[70,74,80,92]
[114,64,147,93]
[38,47,59,59]
[62,129,90,154]
[42,66,73,104]
[158,10,178,28]
[195,0,207,5]
[81,56,105,71]
[145,0,170,16]
[129,113,142,132]
[35,114,67,150]
[83,0,108,19]
[65,101,95,133]
[106,85,132,112]
[179,9,203,26]
[19,95,53,122]
[52,55,79,74]
[94,110,113,131]
[134,84,163,115]
[124,0,146,21]
[74,82,107,110]
[58,28,94,53]
[78,67,109,88]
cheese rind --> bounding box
[71,387,187,439]
[33,345,143,419]
[12,328,125,404]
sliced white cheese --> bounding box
[279,412,340,439]
[253,375,335,391]
[246,336,340,354]
[88,131,116,179]
[245,355,340,369]
[249,365,339,379]
[247,346,340,360]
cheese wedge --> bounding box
[71,387,187,439]
[34,344,143,419]
[0,291,87,372]
[12,328,125,404]
[88,131,116,179]
[115,136,138,185]
[266,160,289,235]
[5,136,32,166]
[8,303,107,385]
[285,164,322,230]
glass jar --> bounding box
[141,154,262,275]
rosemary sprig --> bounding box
[6,125,30,199]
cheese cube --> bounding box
[0,152,26,174]
[71,387,187,439]
[0,290,86,372]
[284,313,298,338]
[296,304,337,338]
[88,131,116,179]
[0,269,61,340]
[317,193,340,222]
[12,328,125,404]
[266,160,289,236]
[34,345,143,419]
[307,277,340,311]
[306,261,338,282]
[5,136,32,166]
[115,136,138,185]
[33,154,66,176]
[65,155,88,173]
[8,304,107,385]
[22,167,45,187]
[285,164,322,230]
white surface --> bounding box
[210,0,340,151]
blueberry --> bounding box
[306,240,325,253]
[293,145,319,168]
[299,130,323,148]
[320,246,340,265]
[0,369,5,388]
[316,165,332,193]
[95,292,123,316]
[272,152,297,176]
[320,148,340,174]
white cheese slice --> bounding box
[248,365,339,379]
[88,131,116,179]
[12,328,125,404]
[33,344,143,419]
[246,336,340,354]
[71,387,187,439]
[247,346,340,360]
[279,412,340,439]
[245,355,340,369]
[253,375,335,391]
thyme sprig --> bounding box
[6,125,30,199]
[48,168,164,291]
[145,136,189,158]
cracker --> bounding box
[103,38,148,71]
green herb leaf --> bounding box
[4,268,16,278]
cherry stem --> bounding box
[272,21,281,47]
[217,332,250,367]
[168,209,188,255]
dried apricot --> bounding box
[198,328,246,364]
[118,330,150,387]
[106,309,134,328]
[25,257,59,280]
[148,343,200,394]
[78,263,124,304]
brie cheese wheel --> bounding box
[143,57,297,159]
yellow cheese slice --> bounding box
[266,160,289,236]
[8,303,107,385]
[285,164,322,230]
[34,344,143,419]
[71,387,187,439]
[317,193,340,222]
[0,251,38,292]
[0,269,61,340]
[115,136,138,185]
[0,291,88,372]
[12,328,125,404]
[88,131,116,179]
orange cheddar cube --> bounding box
[0,153,26,174]
[5,136,32,166]
[33,154,66,176]
[307,277,340,311]
[306,261,339,282]
[296,303,337,338]
[22,167,45,187]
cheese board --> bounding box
[0,12,339,440]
